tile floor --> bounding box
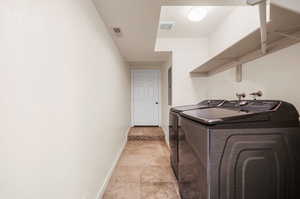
[103,127,181,199]
[127,127,165,141]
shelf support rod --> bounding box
[236,63,243,83]
[259,0,268,55]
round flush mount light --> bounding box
[187,7,207,22]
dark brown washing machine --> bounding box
[178,100,300,199]
[169,100,225,179]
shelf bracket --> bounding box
[259,0,268,55]
[236,63,243,83]
[247,0,268,55]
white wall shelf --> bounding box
[190,4,300,76]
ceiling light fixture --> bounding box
[187,7,207,22]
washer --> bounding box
[178,100,300,199]
[169,100,225,179]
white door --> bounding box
[132,70,160,126]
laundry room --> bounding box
[157,1,300,198]
[1,0,300,199]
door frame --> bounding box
[131,69,161,127]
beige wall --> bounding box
[0,1,130,199]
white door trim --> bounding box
[131,69,161,127]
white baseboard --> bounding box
[95,127,130,199]
[162,125,170,149]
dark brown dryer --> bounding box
[178,100,300,199]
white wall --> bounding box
[273,0,300,14]
[156,38,210,147]
[0,1,130,199]
[206,43,300,111]
[156,38,209,106]
[172,39,209,106]
[161,58,172,147]
[208,6,260,57]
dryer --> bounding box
[179,100,300,199]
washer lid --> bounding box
[171,100,224,113]
[180,108,260,125]
[180,100,299,126]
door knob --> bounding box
[155,102,158,104]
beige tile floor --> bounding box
[103,127,181,199]
[127,127,165,141]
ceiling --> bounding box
[93,0,170,64]
[158,6,236,38]
[92,0,246,65]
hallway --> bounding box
[103,127,181,199]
